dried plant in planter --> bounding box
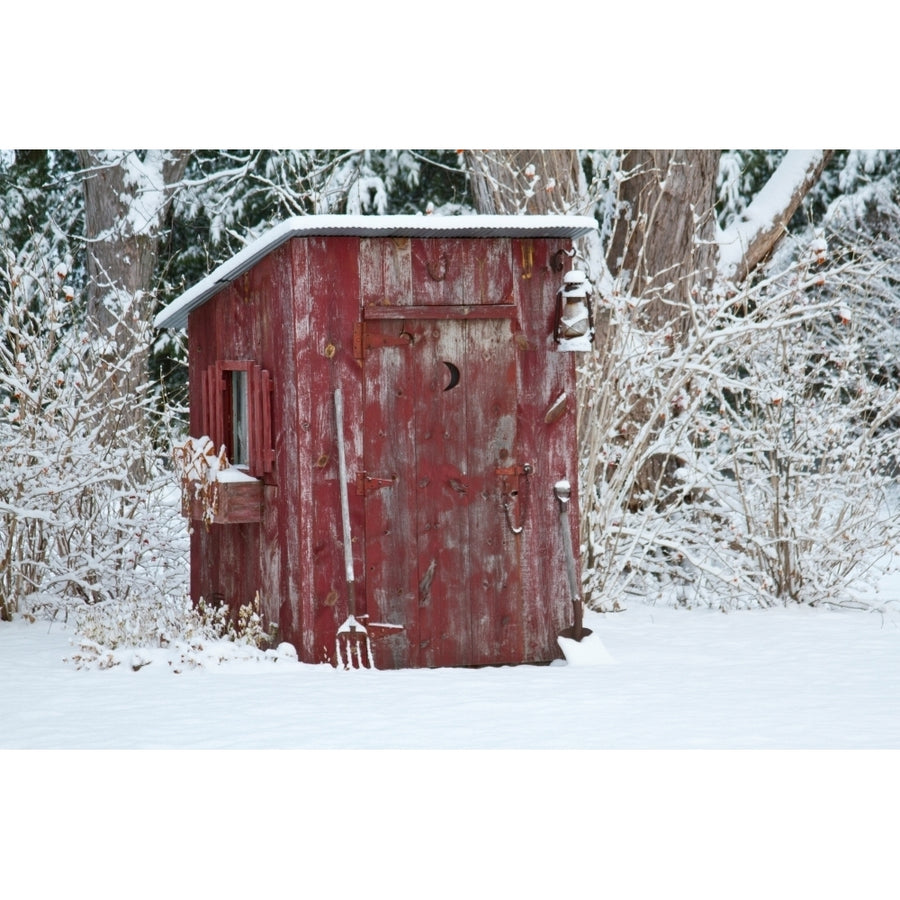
[173,436,227,527]
[172,436,263,527]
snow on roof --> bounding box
[154,213,599,329]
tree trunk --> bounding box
[587,151,718,509]
[463,150,586,215]
[606,150,720,334]
[77,150,190,456]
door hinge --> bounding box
[357,617,405,640]
[353,321,412,361]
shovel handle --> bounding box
[334,389,355,586]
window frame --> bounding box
[200,360,274,478]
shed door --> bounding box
[362,315,524,668]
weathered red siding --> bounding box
[186,232,582,668]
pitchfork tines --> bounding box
[336,615,374,669]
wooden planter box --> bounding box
[182,476,263,525]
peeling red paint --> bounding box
[183,232,583,668]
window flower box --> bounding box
[174,436,264,526]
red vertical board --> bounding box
[465,317,522,665]
[414,320,471,667]
[362,317,419,668]
[187,297,216,609]
[301,236,365,665]
[237,244,296,649]
[286,237,316,657]
[411,238,474,306]
[474,238,516,306]
[360,235,412,309]
[513,237,580,661]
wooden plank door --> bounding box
[362,316,523,668]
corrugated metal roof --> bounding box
[154,214,598,329]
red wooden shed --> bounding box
[154,214,598,668]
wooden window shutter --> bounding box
[247,363,275,477]
[200,363,223,444]
[199,366,211,437]
[203,362,226,452]
[201,361,274,477]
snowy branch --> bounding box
[718,150,834,284]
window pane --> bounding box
[231,369,248,466]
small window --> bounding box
[229,369,249,467]
[201,360,274,478]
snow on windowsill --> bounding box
[173,435,260,484]
[217,466,258,483]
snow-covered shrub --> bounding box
[0,239,188,621]
[579,236,900,611]
[67,590,281,670]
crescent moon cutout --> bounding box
[443,361,460,392]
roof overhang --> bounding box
[154,214,598,330]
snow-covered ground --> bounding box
[4,579,899,897]
[3,586,900,750]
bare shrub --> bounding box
[578,235,900,611]
[0,240,187,621]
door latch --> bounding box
[353,322,412,360]
[356,472,396,495]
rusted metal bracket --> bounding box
[356,472,396,495]
[520,242,534,279]
[358,618,406,640]
[552,247,576,273]
[495,464,533,479]
[353,321,412,360]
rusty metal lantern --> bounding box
[554,268,594,349]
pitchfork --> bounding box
[333,388,374,669]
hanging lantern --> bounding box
[555,269,594,350]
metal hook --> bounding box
[551,247,576,273]
[503,496,524,535]
[499,463,531,535]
